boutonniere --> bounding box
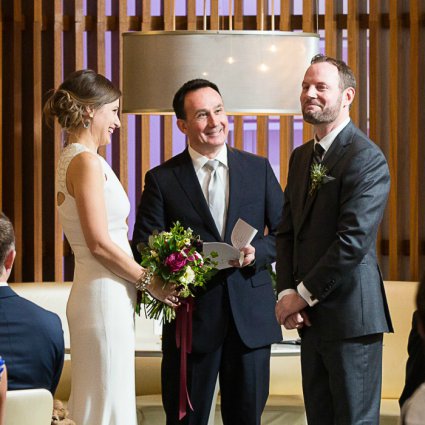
[309,163,334,196]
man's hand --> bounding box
[283,311,311,330]
[275,292,308,325]
[229,244,255,268]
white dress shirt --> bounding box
[188,144,229,236]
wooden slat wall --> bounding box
[301,0,315,144]
[408,0,424,281]
[32,0,43,281]
[1,0,424,282]
[0,3,3,211]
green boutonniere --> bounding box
[309,163,330,196]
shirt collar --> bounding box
[0,281,9,287]
[315,117,350,153]
[188,144,228,173]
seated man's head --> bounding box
[0,212,15,281]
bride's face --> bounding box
[91,99,121,146]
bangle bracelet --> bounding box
[135,269,154,292]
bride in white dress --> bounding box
[44,69,179,425]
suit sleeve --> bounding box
[275,151,296,293]
[250,158,284,270]
[304,145,390,300]
[131,170,166,264]
[50,314,65,394]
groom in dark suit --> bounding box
[132,79,283,425]
[275,55,392,425]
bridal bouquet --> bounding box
[137,221,217,323]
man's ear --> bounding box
[343,87,355,108]
[4,249,16,276]
[176,119,188,135]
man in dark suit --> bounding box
[132,79,283,425]
[0,212,65,394]
[275,55,392,425]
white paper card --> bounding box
[203,219,258,270]
[203,242,244,270]
[231,218,258,250]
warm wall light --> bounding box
[122,30,320,115]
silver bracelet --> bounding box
[135,269,154,292]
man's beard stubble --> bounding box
[302,95,342,125]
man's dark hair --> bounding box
[172,79,221,120]
[0,212,15,269]
[311,54,357,91]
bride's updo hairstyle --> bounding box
[43,69,121,132]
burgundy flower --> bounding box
[164,251,188,272]
[185,249,203,265]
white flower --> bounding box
[179,266,195,284]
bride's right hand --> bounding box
[147,275,180,308]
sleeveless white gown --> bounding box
[56,143,138,425]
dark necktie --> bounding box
[312,143,325,165]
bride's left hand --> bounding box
[147,275,180,308]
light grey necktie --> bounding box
[205,159,225,238]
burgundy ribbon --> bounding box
[175,297,194,420]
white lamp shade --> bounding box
[122,30,320,115]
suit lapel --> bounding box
[297,122,354,232]
[223,146,244,243]
[296,140,314,213]
[172,149,222,240]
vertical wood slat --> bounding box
[369,0,383,261]
[388,0,400,279]
[324,0,342,58]
[0,5,2,210]
[234,0,243,30]
[408,1,420,280]
[161,1,175,162]
[256,117,268,158]
[187,0,197,30]
[347,0,368,131]
[301,0,315,143]
[233,1,244,152]
[279,0,294,189]
[90,0,107,159]
[233,117,244,150]
[33,0,43,281]
[279,116,292,189]
[74,0,84,70]
[53,0,64,281]
[12,0,23,281]
[117,1,129,190]
[140,1,152,191]
[347,1,359,125]
[256,0,267,30]
[86,0,106,74]
[280,0,292,31]
[210,0,219,30]
[256,1,268,157]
